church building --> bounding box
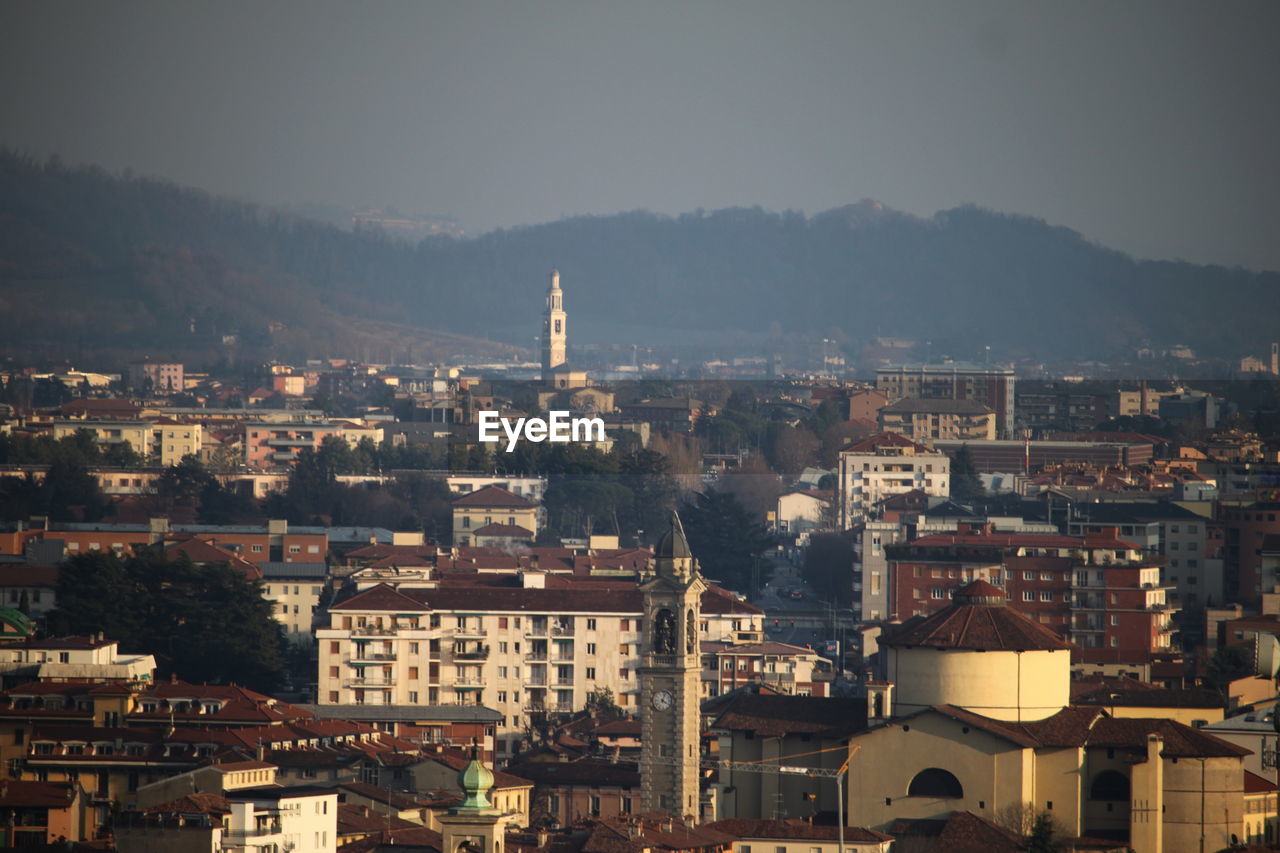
[848,580,1247,853]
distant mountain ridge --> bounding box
[0,150,1274,364]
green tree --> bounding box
[679,490,773,594]
[50,549,286,692]
[1207,644,1254,694]
[1025,812,1060,853]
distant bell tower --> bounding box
[639,512,706,820]
[541,269,567,383]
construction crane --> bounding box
[636,744,861,853]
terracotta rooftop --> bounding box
[884,581,1073,652]
[709,693,867,738]
[330,583,430,612]
[452,485,535,508]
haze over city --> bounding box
[4,0,1279,270]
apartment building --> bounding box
[875,362,1015,437]
[243,421,342,470]
[836,433,950,528]
[885,525,1175,659]
[315,573,764,756]
[50,419,202,466]
[876,398,996,442]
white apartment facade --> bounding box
[315,573,764,756]
[837,433,950,528]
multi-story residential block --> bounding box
[699,640,832,698]
[877,398,996,442]
[262,562,328,643]
[1219,502,1280,604]
[836,433,950,528]
[315,572,764,757]
[885,525,1175,660]
[875,362,1015,438]
[1066,501,1219,607]
[50,419,202,466]
[243,421,342,470]
[127,362,184,394]
[452,485,539,546]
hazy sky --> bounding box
[3,1,1279,270]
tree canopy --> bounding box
[48,549,287,692]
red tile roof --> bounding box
[452,485,535,508]
[884,581,1072,652]
[330,583,430,612]
[704,820,892,845]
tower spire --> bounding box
[541,268,567,382]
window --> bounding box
[1111,615,1120,626]
[1024,571,1035,580]
[587,643,597,655]
[931,588,946,599]
[408,691,419,703]
[587,618,597,630]
[586,667,596,679]
[1040,592,1052,602]
[1040,572,1053,581]
[289,545,301,554]
[1023,591,1035,601]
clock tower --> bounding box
[639,512,706,819]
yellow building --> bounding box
[877,398,997,442]
[845,581,1248,853]
[451,485,539,546]
[50,418,202,466]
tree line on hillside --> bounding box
[3,149,1278,362]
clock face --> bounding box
[652,690,674,711]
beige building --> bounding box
[452,485,539,546]
[877,398,996,442]
[315,570,764,757]
[51,419,202,466]
[836,432,950,527]
[846,580,1248,853]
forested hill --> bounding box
[1,150,1275,364]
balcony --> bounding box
[350,652,397,662]
[524,675,548,686]
[344,677,396,688]
[453,645,490,661]
[265,438,314,448]
[551,625,575,638]
[455,627,488,639]
[552,678,575,687]
[451,680,485,689]
[351,626,396,636]
[270,451,299,462]
[524,651,548,663]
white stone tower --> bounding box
[639,512,706,819]
[541,269,567,382]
